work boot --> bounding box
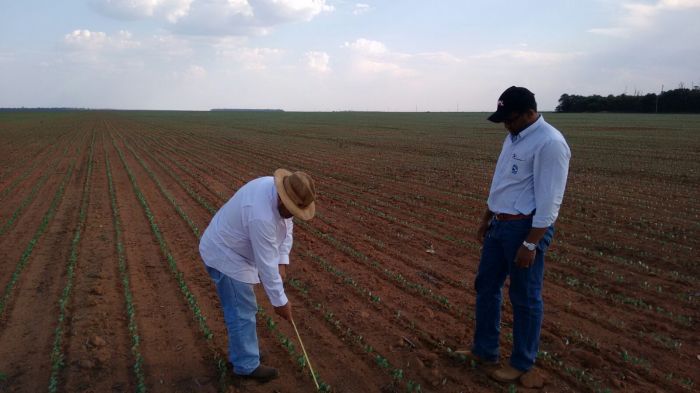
[236,365,279,383]
[490,364,525,383]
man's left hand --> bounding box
[515,246,536,268]
[279,264,287,281]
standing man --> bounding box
[199,169,316,382]
[471,86,571,383]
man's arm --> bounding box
[249,220,292,320]
[475,207,494,244]
[278,219,294,280]
[516,139,571,267]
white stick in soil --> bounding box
[291,318,320,390]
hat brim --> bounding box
[274,168,316,221]
[487,111,506,123]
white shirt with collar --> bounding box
[199,176,293,307]
[487,115,571,228]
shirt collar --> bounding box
[510,115,543,143]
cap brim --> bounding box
[487,111,506,123]
[274,168,316,221]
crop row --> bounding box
[105,149,147,392]
[0,159,77,316]
[258,306,332,392]
[0,150,62,236]
[48,132,96,392]
[108,132,228,391]
[286,277,424,392]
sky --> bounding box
[1,0,699,111]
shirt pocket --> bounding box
[507,152,534,179]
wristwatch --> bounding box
[522,240,536,251]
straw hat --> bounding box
[274,169,316,221]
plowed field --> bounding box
[0,111,697,393]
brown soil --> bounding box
[0,112,697,393]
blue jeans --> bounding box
[205,265,260,375]
[471,217,554,371]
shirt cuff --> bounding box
[270,293,288,308]
[279,254,290,265]
[532,216,555,228]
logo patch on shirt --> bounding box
[511,164,519,174]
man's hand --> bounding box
[515,246,536,268]
[274,302,292,321]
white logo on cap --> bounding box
[497,100,504,107]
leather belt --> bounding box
[494,213,533,221]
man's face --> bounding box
[277,197,294,219]
[503,110,532,133]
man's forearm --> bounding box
[525,227,548,245]
[480,208,494,225]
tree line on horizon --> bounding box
[555,87,700,113]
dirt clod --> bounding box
[89,335,107,347]
[79,358,96,369]
[520,369,545,388]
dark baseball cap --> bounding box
[487,86,537,123]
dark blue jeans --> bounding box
[472,217,554,371]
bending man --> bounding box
[199,169,316,382]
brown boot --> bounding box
[490,364,525,383]
[237,365,279,383]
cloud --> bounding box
[92,0,333,36]
[305,51,330,73]
[589,0,700,37]
[471,49,582,66]
[215,41,284,70]
[168,1,260,35]
[342,38,465,78]
[343,38,412,77]
[343,38,387,55]
[415,51,462,64]
[63,29,141,51]
[91,0,194,23]
[251,0,334,24]
[353,3,371,15]
[151,34,195,57]
[182,64,207,80]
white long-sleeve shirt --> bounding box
[487,115,571,228]
[199,176,293,307]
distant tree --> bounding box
[555,88,700,113]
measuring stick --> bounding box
[291,318,320,390]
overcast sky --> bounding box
[1,0,699,111]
